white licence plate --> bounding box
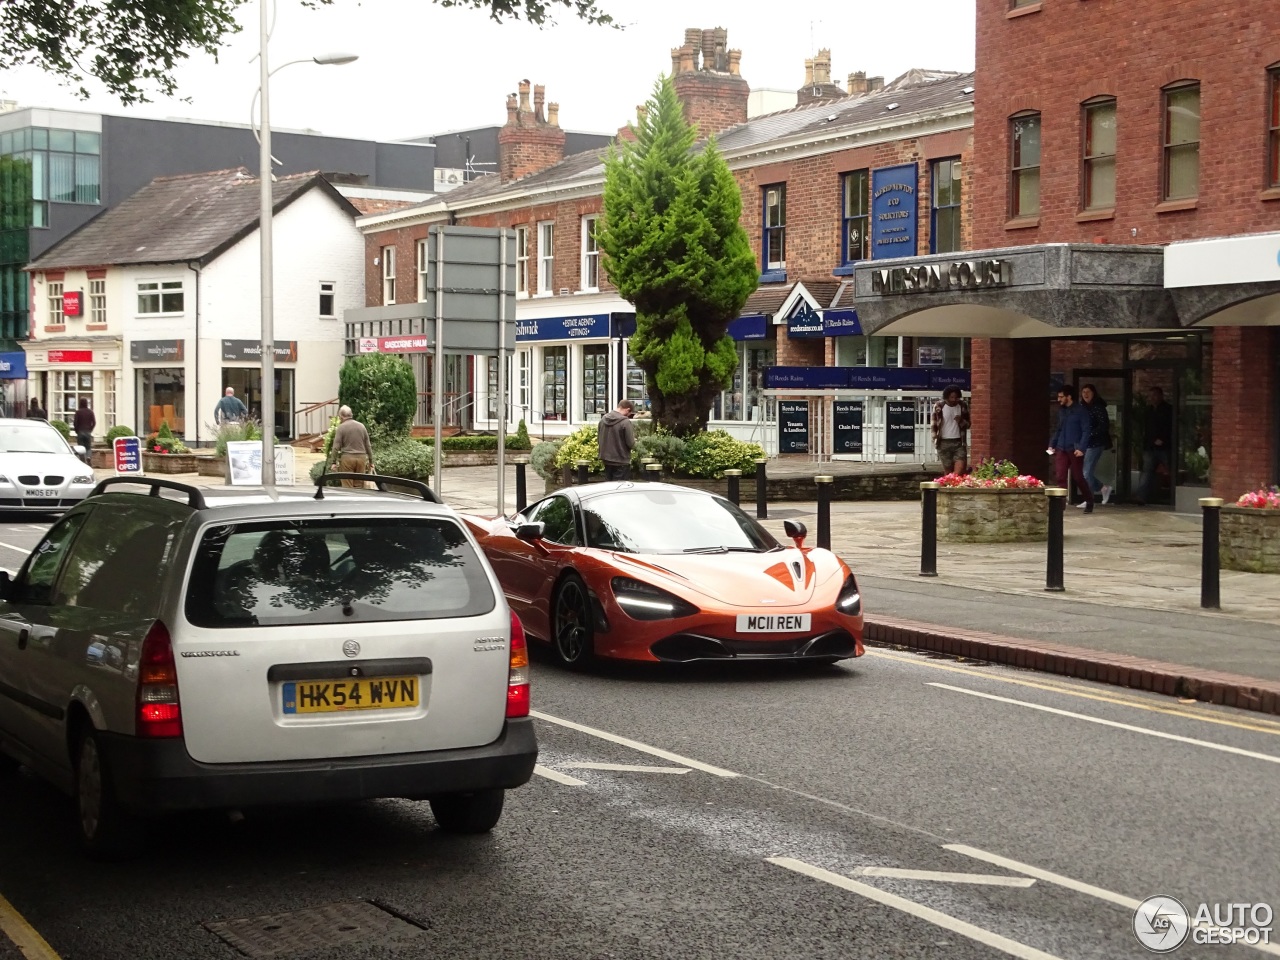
[735,613,811,633]
[24,488,58,497]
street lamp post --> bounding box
[255,0,356,486]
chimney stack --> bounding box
[813,49,832,85]
[547,102,559,126]
[505,92,518,123]
[869,75,885,93]
[518,79,531,116]
[847,71,868,95]
[804,59,815,87]
[671,27,749,137]
[499,80,566,181]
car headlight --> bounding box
[836,573,862,615]
[611,577,699,621]
[73,475,94,484]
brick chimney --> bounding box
[616,103,647,142]
[847,71,868,95]
[670,27,749,138]
[797,48,845,106]
[498,80,566,182]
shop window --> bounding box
[1268,66,1280,188]
[381,246,396,304]
[623,347,649,414]
[517,350,530,414]
[930,158,963,253]
[52,370,94,425]
[1082,98,1117,210]
[715,343,777,422]
[582,345,608,417]
[486,355,513,420]
[542,346,567,420]
[841,169,870,265]
[89,279,106,324]
[913,337,966,368]
[101,371,116,431]
[537,221,555,295]
[139,368,186,436]
[581,216,600,292]
[1163,82,1200,201]
[47,281,63,325]
[1010,112,1041,218]
[515,226,529,296]
[762,184,786,279]
[319,281,335,319]
[834,336,901,368]
[137,280,183,315]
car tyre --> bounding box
[75,728,141,859]
[552,573,596,669]
[429,788,505,833]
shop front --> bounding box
[131,339,186,437]
[25,340,121,436]
[0,347,28,418]
[220,340,298,441]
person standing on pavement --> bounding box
[1133,386,1173,506]
[1078,384,1112,508]
[931,385,970,475]
[214,387,248,425]
[25,397,47,421]
[1047,384,1093,513]
[73,397,96,455]
[328,405,375,488]
[597,399,637,481]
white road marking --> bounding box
[531,710,739,778]
[946,845,1280,957]
[561,762,691,774]
[852,867,1035,888]
[532,764,587,787]
[767,858,1065,960]
[22,525,46,532]
[929,683,1280,766]
[0,541,31,557]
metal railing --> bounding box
[295,399,338,438]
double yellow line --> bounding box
[0,892,60,960]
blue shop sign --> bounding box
[786,300,825,339]
[764,366,971,391]
[729,314,768,341]
[516,313,610,342]
[823,309,862,337]
[0,351,27,379]
[765,366,850,389]
[871,163,919,260]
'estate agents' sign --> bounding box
[785,300,825,339]
[871,164,918,259]
[113,436,142,475]
[885,400,917,454]
[515,314,610,342]
[778,400,810,453]
[832,401,863,454]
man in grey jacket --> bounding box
[597,400,636,481]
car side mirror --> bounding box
[783,519,808,549]
[74,444,87,456]
[515,522,545,544]
[0,571,12,602]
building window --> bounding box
[841,170,870,264]
[542,345,567,419]
[1163,82,1200,201]
[88,278,106,324]
[1268,67,1280,188]
[517,350,531,414]
[137,280,183,315]
[485,355,512,420]
[416,238,429,302]
[3,128,101,206]
[930,158,963,253]
[1010,112,1042,218]
[52,369,94,424]
[763,184,786,275]
[538,221,555,294]
[582,344,608,417]
[101,370,117,431]
[47,281,64,325]
[581,216,600,291]
[319,281,335,318]
[381,246,396,304]
[714,343,777,423]
[515,226,529,296]
[1082,98,1117,210]
[623,346,648,415]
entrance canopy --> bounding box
[1165,231,1280,327]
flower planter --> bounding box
[90,448,114,470]
[936,487,1048,543]
[142,453,199,474]
[1219,506,1280,574]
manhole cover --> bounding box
[204,900,427,958]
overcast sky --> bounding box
[1,0,975,143]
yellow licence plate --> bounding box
[282,676,419,715]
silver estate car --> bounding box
[0,474,538,857]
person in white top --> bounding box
[931,385,971,475]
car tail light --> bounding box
[136,621,183,738]
[506,610,530,719]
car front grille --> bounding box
[18,475,38,485]
[650,629,860,663]
[44,476,64,485]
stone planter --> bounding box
[142,452,199,474]
[196,456,227,477]
[90,448,113,470]
[1219,506,1280,574]
[936,487,1048,543]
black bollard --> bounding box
[514,457,528,513]
[725,469,742,506]
[755,457,768,520]
[561,463,572,487]
[1200,497,1224,610]
[576,460,589,486]
[1045,487,1066,592]
[920,481,940,577]
[646,462,663,482]
[815,475,833,550]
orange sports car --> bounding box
[460,481,865,666]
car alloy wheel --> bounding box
[553,573,595,668]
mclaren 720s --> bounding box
[460,481,865,667]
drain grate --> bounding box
[204,900,427,958]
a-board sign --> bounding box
[832,401,864,454]
[113,436,142,475]
[779,400,810,454]
[885,400,917,454]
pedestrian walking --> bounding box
[328,405,375,488]
[72,397,97,453]
[213,387,248,425]
[1078,383,1112,508]
[1133,386,1173,505]
[1047,384,1093,513]
[931,385,970,475]
[25,397,48,421]
[597,399,637,481]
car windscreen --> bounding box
[185,516,496,627]
[578,489,780,554]
[0,424,69,455]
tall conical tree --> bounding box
[598,75,758,437]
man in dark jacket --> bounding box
[1133,386,1174,505]
[1047,384,1093,513]
[597,400,636,481]
[73,397,96,454]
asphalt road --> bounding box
[1,516,1278,960]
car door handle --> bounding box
[17,629,29,650]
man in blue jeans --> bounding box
[1047,384,1093,513]
[1133,386,1173,505]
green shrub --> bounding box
[145,419,190,455]
[337,353,417,440]
[213,418,263,458]
[512,418,531,450]
[319,415,341,463]
[676,430,766,478]
[374,437,435,483]
[554,424,602,473]
[970,458,1020,481]
[416,434,536,452]
[632,431,686,471]
[530,440,564,482]
[50,418,72,440]
[104,425,135,445]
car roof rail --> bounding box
[313,472,442,504]
[88,477,207,510]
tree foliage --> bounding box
[337,353,417,440]
[597,75,758,437]
[0,0,615,105]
